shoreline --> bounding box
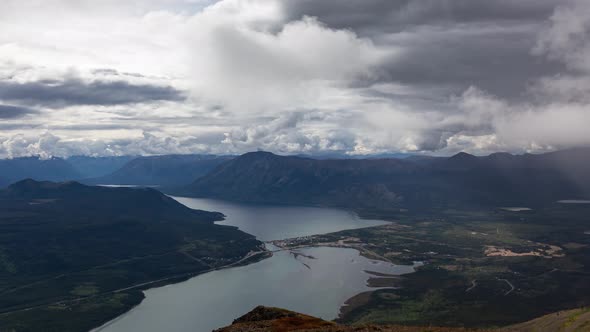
[270,230,425,324]
[87,200,396,332]
[90,241,403,332]
[87,249,272,332]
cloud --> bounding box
[0,104,38,118]
[350,0,590,155]
[185,12,390,113]
[449,87,590,153]
[282,0,557,34]
[0,131,224,159]
[0,79,184,108]
[221,111,358,153]
[490,0,590,152]
[533,0,590,73]
[0,0,588,157]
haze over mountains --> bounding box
[0,156,133,187]
[1,149,590,210]
[88,154,233,186]
[0,157,82,187]
[0,154,233,188]
[185,149,590,209]
[66,156,136,179]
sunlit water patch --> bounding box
[499,207,532,212]
[558,200,590,204]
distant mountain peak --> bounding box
[10,178,80,187]
[229,151,291,166]
[9,178,54,189]
[443,152,480,170]
[488,152,513,157]
[87,154,234,186]
[241,151,279,158]
[449,151,477,160]
[7,179,85,194]
[487,152,516,162]
[0,157,82,187]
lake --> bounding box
[93,197,417,332]
[174,197,389,241]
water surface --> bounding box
[95,247,416,332]
[500,207,532,212]
[558,199,590,204]
[174,197,389,241]
[94,198,413,332]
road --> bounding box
[498,278,515,295]
[466,279,478,292]
[0,249,270,317]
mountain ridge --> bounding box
[184,149,590,209]
[66,155,136,178]
[0,156,81,187]
[215,306,590,332]
[87,154,234,186]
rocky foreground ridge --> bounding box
[214,306,489,332]
[215,306,590,332]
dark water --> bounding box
[174,197,389,241]
[93,197,417,332]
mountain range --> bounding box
[2,149,590,210]
[66,155,136,178]
[87,154,234,186]
[0,154,234,188]
[184,149,590,210]
[0,157,82,187]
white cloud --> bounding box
[0,131,228,158]
[533,0,590,73]
[445,88,590,154]
[185,12,391,113]
[0,0,588,157]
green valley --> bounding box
[272,204,590,328]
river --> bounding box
[93,197,418,332]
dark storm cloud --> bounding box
[374,25,565,99]
[0,79,185,108]
[282,0,557,34]
[0,104,38,118]
[282,0,563,100]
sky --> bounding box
[0,0,589,158]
